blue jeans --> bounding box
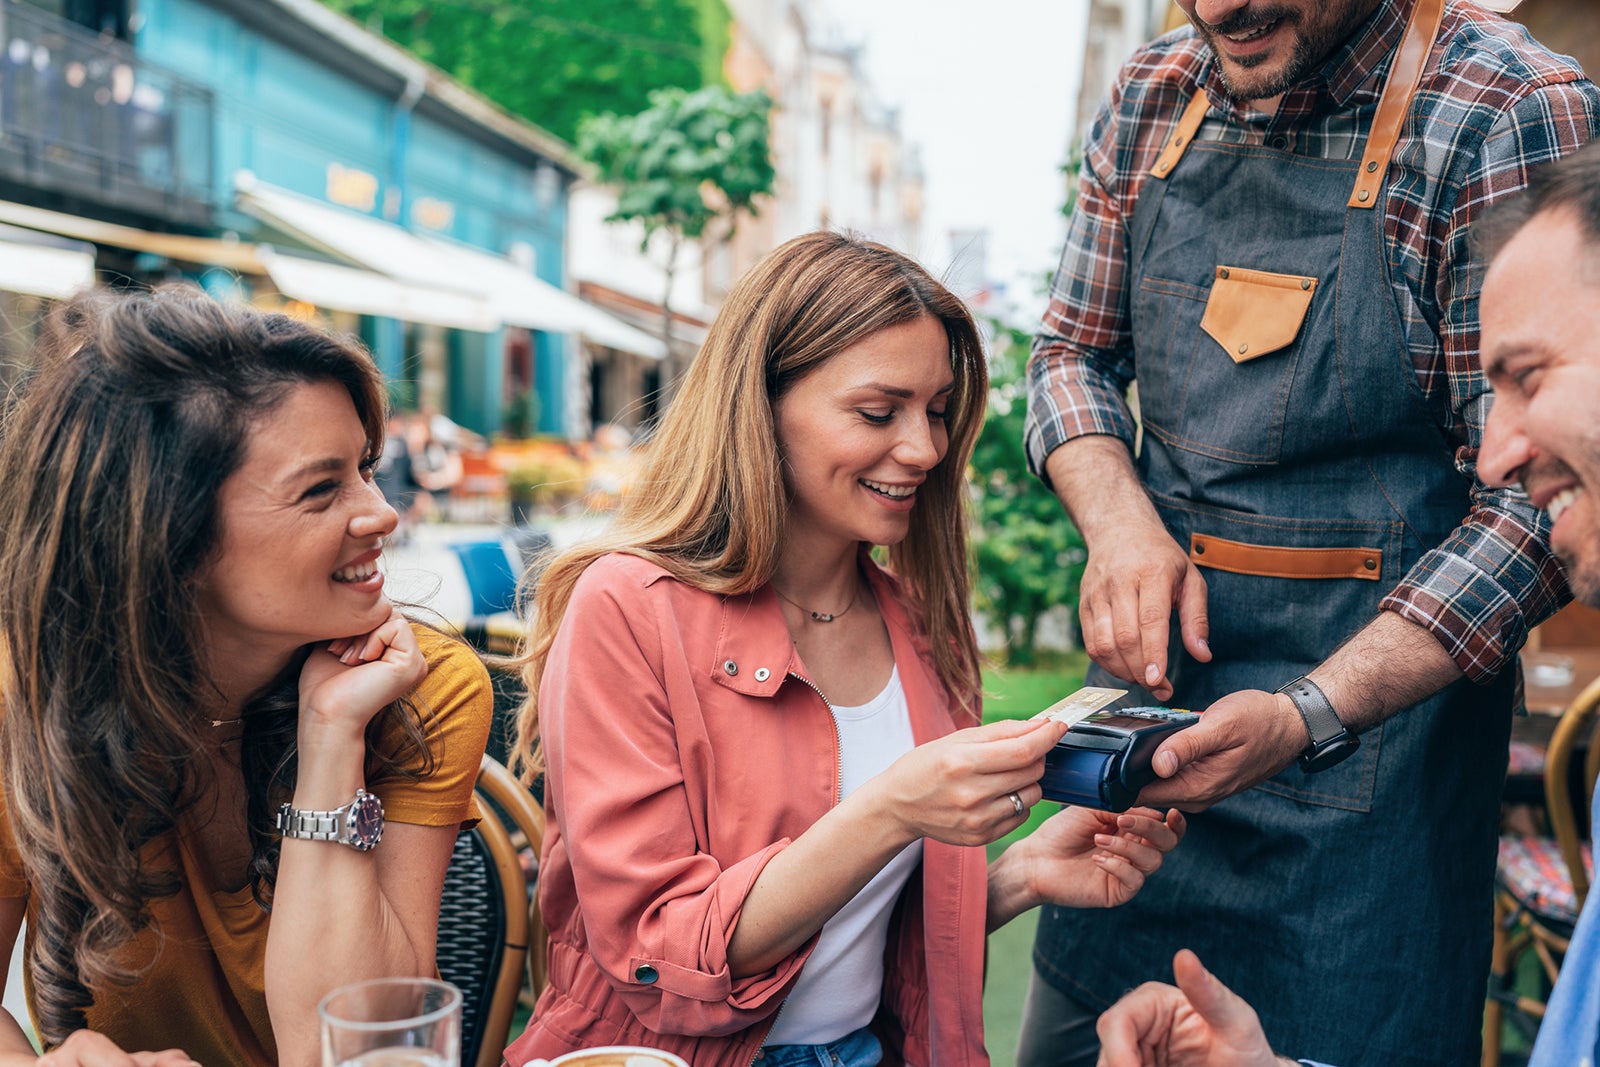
[757,1026,882,1067]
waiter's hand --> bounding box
[1136,690,1306,809]
[1096,950,1297,1067]
[1045,438,1213,703]
[1077,515,1212,702]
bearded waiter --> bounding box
[1022,2,1599,1065]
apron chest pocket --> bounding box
[1201,266,1318,363]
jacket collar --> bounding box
[709,556,936,714]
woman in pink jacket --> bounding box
[505,232,1185,1066]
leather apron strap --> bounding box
[1149,90,1214,179]
[1349,0,1446,208]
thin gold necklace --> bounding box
[772,582,859,623]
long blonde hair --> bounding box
[510,231,988,779]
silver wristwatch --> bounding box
[275,788,385,851]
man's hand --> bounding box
[1096,950,1297,1067]
[1045,437,1212,701]
[1136,690,1307,810]
[1077,519,1212,702]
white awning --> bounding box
[566,300,669,360]
[238,173,664,356]
[258,247,499,331]
[418,235,667,360]
[0,236,94,299]
[0,199,263,271]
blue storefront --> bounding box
[132,0,589,436]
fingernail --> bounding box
[1198,638,1210,655]
[1144,663,1160,684]
[1155,752,1176,776]
[1094,834,1113,846]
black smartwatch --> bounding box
[1276,675,1359,773]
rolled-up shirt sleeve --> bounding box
[539,566,811,1036]
[1379,86,1598,681]
[1025,92,1142,487]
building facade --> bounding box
[0,0,660,438]
[718,0,924,301]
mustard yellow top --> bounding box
[0,626,494,1067]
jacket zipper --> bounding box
[787,670,844,805]
[745,671,844,1067]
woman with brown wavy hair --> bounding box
[505,231,1185,1066]
[0,288,493,1067]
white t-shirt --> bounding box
[763,666,924,1046]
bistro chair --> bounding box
[1484,674,1600,1066]
[449,540,522,653]
[436,754,548,1067]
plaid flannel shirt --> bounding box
[1025,0,1600,682]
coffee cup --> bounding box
[523,1048,689,1067]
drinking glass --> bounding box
[319,976,463,1067]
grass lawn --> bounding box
[980,651,1088,1067]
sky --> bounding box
[818,0,1091,324]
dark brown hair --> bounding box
[1472,142,1600,266]
[0,286,425,1045]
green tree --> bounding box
[971,319,1087,666]
[578,84,774,349]
[317,0,731,143]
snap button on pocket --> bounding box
[634,964,659,984]
[754,667,771,682]
[723,660,738,676]
[1201,266,1319,364]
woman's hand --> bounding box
[1024,805,1185,909]
[297,606,428,745]
[863,717,1069,848]
[36,1031,196,1067]
[987,805,1185,929]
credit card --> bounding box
[1031,686,1129,729]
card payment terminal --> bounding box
[1039,707,1201,812]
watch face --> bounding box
[349,792,384,850]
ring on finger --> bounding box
[1007,791,1024,817]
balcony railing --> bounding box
[0,0,213,223]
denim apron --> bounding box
[1032,5,1512,1063]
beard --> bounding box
[1556,540,1600,610]
[1194,2,1375,102]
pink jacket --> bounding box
[505,553,991,1067]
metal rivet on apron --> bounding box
[1357,189,1371,202]
[1364,558,1377,571]
[1365,160,1380,172]
[1301,278,1312,290]
[722,659,738,676]
[754,667,771,682]
[1237,343,1249,355]
[1219,267,1230,279]
[1172,134,1184,147]
[1194,542,1206,555]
